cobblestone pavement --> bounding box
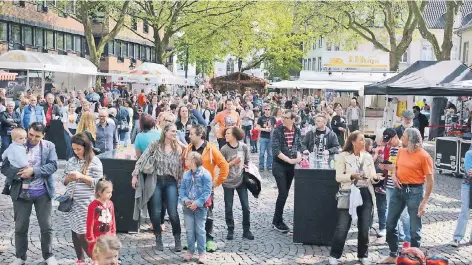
[1,153,472,265]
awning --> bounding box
[0,70,17,81]
[268,80,370,91]
[0,50,97,75]
[131,63,187,85]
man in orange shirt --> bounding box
[379,127,434,264]
[210,99,240,149]
[137,89,147,107]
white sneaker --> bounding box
[378,229,386,237]
[45,256,58,265]
[328,257,339,265]
[450,239,461,247]
[9,258,25,265]
[360,258,372,265]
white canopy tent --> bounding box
[0,50,97,94]
[133,63,187,86]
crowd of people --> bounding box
[0,85,447,265]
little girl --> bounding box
[92,235,121,265]
[179,151,212,264]
[86,179,116,259]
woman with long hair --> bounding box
[240,104,254,144]
[76,112,97,146]
[62,133,103,265]
[175,105,198,143]
[62,103,79,160]
[131,123,184,252]
[272,107,283,127]
[328,131,382,265]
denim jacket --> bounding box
[179,166,212,208]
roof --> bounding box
[0,50,97,75]
[364,60,472,96]
[425,0,472,29]
[210,72,268,86]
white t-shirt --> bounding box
[61,112,78,130]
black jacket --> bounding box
[302,127,340,154]
[0,111,21,136]
[271,124,302,166]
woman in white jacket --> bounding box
[328,131,382,265]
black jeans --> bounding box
[205,191,215,241]
[330,187,373,259]
[223,183,250,232]
[272,161,295,224]
[71,231,89,260]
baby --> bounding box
[1,127,30,199]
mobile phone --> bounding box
[382,161,392,165]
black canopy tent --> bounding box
[364,60,472,96]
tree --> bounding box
[301,1,419,71]
[129,0,253,65]
[53,0,131,89]
[411,0,462,60]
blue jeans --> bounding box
[259,137,273,169]
[119,131,130,146]
[64,129,76,161]
[386,187,410,242]
[223,183,250,231]
[242,125,252,144]
[183,207,207,254]
[386,186,423,257]
[453,184,472,240]
[147,176,181,236]
[0,135,12,159]
[375,192,387,231]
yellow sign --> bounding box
[323,52,389,70]
[8,55,26,62]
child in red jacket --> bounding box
[250,124,259,153]
[86,179,116,259]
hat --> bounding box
[382,128,397,143]
[402,110,414,119]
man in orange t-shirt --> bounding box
[137,89,147,107]
[380,127,434,264]
[210,98,240,149]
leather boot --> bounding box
[174,234,182,252]
[155,233,164,251]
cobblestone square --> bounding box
[0,155,472,264]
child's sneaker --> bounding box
[1,185,10,195]
[19,191,30,200]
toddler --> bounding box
[92,235,121,265]
[250,122,259,153]
[1,128,30,199]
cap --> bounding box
[382,128,397,143]
[402,110,414,119]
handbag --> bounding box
[56,181,76,212]
[336,189,350,209]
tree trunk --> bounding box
[389,51,400,72]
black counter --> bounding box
[47,120,66,160]
[98,149,139,233]
[293,157,339,245]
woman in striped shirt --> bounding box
[131,123,184,252]
[62,133,103,265]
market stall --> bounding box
[210,72,268,95]
[364,60,472,176]
[0,50,97,95]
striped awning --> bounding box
[0,71,17,81]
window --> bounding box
[326,42,332,51]
[177,63,184,71]
[132,18,138,30]
[134,44,139,59]
[319,37,323,48]
[56,32,64,50]
[451,45,458,60]
[35,28,43,47]
[75,36,82,53]
[334,43,340,51]
[143,23,149,33]
[128,43,134,58]
[10,24,21,44]
[46,0,56,7]
[318,57,322,71]
[46,30,54,49]
[400,50,408,63]
[308,58,312,70]
[226,58,234,74]
[0,22,6,41]
[65,34,73,51]
[13,1,25,7]
[421,45,434,61]
[37,0,47,12]
[146,47,151,61]
[141,45,146,60]
[114,41,121,56]
[463,42,469,65]
[121,42,127,57]
[24,26,34,45]
[312,42,316,50]
[151,48,155,62]
[312,58,316,71]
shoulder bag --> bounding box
[56,181,76,212]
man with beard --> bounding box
[302,114,340,154]
[395,110,415,139]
